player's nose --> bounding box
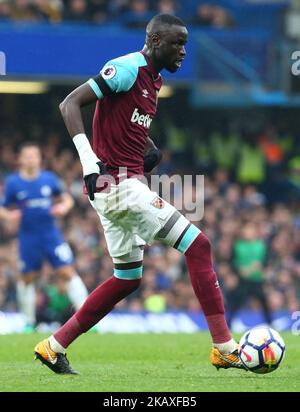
[179,46,186,58]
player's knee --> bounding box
[112,246,144,282]
[57,265,76,280]
[122,277,142,293]
[22,273,35,285]
[106,274,141,297]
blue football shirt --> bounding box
[2,171,63,232]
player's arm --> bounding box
[59,83,97,137]
[144,136,162,173]
[0,207,21,223]
[144,136,158,153]
[51,193,74,218]
[60,59,138,199]
[59,82,107,200]
[0,179,22,223]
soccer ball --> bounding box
[238,327,285,374]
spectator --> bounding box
[156,0,177,15]
[0,0,10,21]
[236,135,266,185]
[121,0,154,29]
[226,222,272,327]
[191,3,214,27]
[88,0,108,24]
[32,0,63,23]
[63,0,89,22]
[191,3,236,29]
[10,0,42,21]
[36,278,73,324]
[211,5,236,29]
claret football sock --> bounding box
[53,315,82,350]
[53,276,141,349]
[185,233,233,348]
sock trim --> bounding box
[177,225,201,253]
[113,267,143,280]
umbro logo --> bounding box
[142,89,149,98]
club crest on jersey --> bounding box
[151,196,164,209]
[41,185,51,196]
[101,65,116,80]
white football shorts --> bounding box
[89,178,193,257]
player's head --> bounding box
[241,222,258,241]
[18,141,42,173]
[145,13,188,73]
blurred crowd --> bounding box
[0,0,237,29]
[0,0,296,327]
[1,120,300,324]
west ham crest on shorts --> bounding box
[151,196,164,209]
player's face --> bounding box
[19,146,41,171]
[156,25,188,73]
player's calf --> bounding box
[184,230,239,353]
[156,212,238,356]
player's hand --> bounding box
[144,148,162,173]
[51,203,69,218]
[7,209,22,224]
[84,161,108,201]
[3,209,22,233]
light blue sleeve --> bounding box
[88,78,103,99]
[88,52,147,99]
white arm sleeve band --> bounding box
[73,133,101,177]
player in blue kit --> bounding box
[0,142,88,330]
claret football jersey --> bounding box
[87,51,163,181]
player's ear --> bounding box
[151,33,161,48]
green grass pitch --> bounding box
[0,332,298,392]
